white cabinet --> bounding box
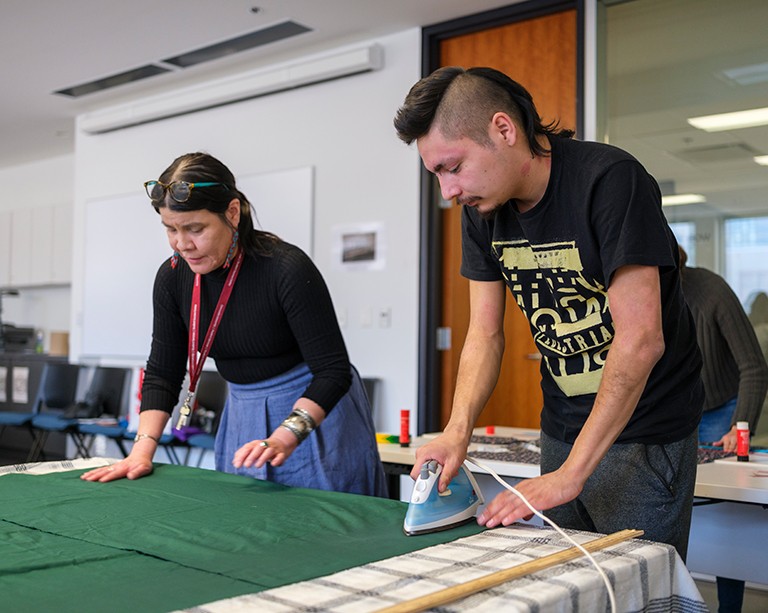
[51,205,73,283]
[10,208,37,285]
[0,210,11,286]
[8,204,72,287]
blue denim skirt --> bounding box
[698,396,737,444]
[214,363,387,497]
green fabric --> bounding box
[0,464,484,612]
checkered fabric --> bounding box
[181,524,707,613]
[0,456,116,476]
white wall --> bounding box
[0,155,74,348]
[70,30,422,433]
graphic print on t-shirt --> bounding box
[493,238,613,397]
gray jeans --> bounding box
[540,428,698,562]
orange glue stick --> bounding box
[400,410,410,447]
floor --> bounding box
[694,576,768,612]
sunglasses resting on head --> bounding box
[144,180,225,203]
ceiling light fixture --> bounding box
[754,155,768,166]
[661,194,706,207]
[687,106,768,132]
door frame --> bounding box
[416,0,585,434]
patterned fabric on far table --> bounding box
[468,436,738,466]
[468,436,542,465]
[696,447,736,464]
[180,524,707,613]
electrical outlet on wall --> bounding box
[378,307,392,328]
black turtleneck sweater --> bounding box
[140,239,351,415]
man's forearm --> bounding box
[561,332,662,485]
[445,328,505,443]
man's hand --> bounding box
[477,469,584,527]
[410,430,469,493]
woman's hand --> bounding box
[713,425,739,453]
[233,426,299,469]
[80,455,154,482]
[82,411,167,482]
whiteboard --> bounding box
[238,166,314,256]
[80,166,313,359]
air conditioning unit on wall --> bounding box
[78,43,384,134]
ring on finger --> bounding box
[259,440,269,448]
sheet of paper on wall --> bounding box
[12,366,28,404]
[0,366,6,403]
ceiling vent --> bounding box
[55,65,172,98]
[721,61,768,86]
[674,142,760,164]
[162,21,311,68]
[78,43,384,134]
[54,20,311,98]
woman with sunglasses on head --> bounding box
[82,152,387,497]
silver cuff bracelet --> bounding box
[280,408,316,443]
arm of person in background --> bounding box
[411,279,507,492]
[713,281,768,452]
[80,409,170,482]
[478,265,665,528]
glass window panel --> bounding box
[725,217,768,306]
[602,0,768,314]
[669,221,696,266]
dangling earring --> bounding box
[223,231,239,269]
[170,251,180,269]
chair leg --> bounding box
[113,437,129,458]
[166,444,182,465]
[26,430,50,463]
[69,432,92,459]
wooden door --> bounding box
[438,10,578,429]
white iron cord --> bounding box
[462,457,618,613]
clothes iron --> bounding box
[403,459,484,536]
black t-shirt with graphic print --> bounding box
[461,135,703,445]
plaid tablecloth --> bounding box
[182,524,707,613]
[0,457,118,476]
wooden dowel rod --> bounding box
[376,528,643,613]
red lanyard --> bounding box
[176,249,243,429]
[189,249,243,391]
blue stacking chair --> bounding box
[362,377,380,415]
[74,366,133,458]
[79,367,183,463]
[27,363,82,462]
[0,361,48,457]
